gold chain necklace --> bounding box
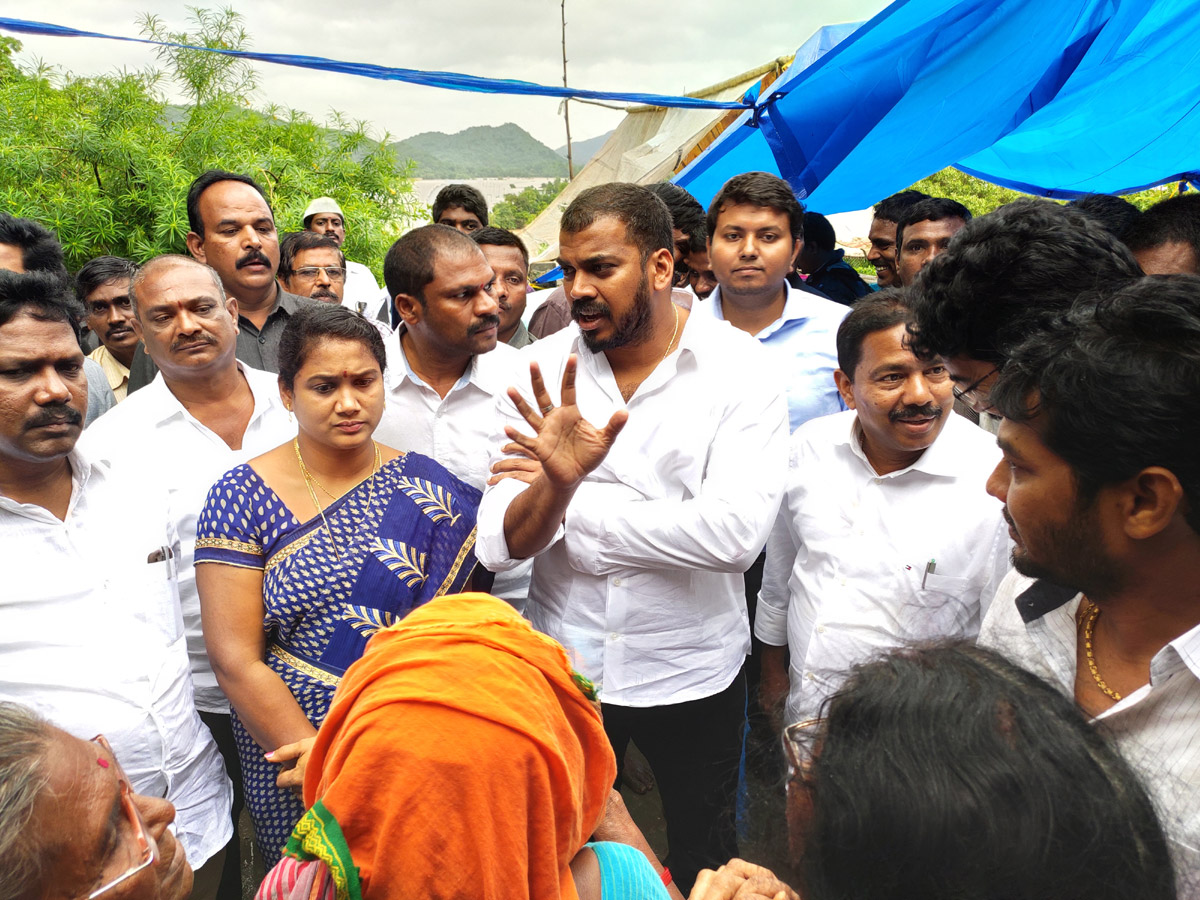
[660,303,681,365]
[293,437,381,562]
[1082,602,1122,701]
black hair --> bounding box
[802,212,836,253]
[907,198,1142,363]
[991,275,1200,533]
[431,184,489,226]
[471,226,529,269]
[794,643,1178,900]
[835,288,911,377]
[894,197,972,250]
[74,256,137,304]
[0,213,67,279]
[560,183,673,263]
[646,182,707,254]
[1069,193,1141,242]
[278,232,344,279]
[383,224,480,306]
[872,189,931,223]
[277,303,387,392]
[186,170,271,238]
[706,172,804,242]
[1125,193,1200,263]
[0,270,84,339]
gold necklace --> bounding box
[660,303,681,365]
[293,437,381,562]
[1082,602,1122,701]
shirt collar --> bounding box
[385,325,496,395]
[144,359,276,426]
[841,411,965,479]
[708,281,832,339]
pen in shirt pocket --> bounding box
[147,545,178,579]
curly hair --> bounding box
[906,199,1141,363]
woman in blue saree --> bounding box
[194,305,481,862]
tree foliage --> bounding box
[492,179,568,230]
[908,167,1171,217]
[0,8,420,276]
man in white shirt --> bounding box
[373,224,530,608]
[476,183,788,892]
[80,254,295,899]
[978,277,1200,881]
[302,196,383,314]
[0,271,232,899]
[757,291,1008,727]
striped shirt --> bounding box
[979,572,1200,882]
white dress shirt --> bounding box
[979,572,1200,882]
[0,449,232,868]
[374,327,532,607]
[756,409,1009,724]
[477,309,789,707]
[79,362,296,713]
[340,259,382,313]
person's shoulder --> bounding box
[940,411,1003,462]
[241,362,282,391]
[791,409,855,452]
[78,379,164,448]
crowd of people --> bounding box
[0,162,1198,900]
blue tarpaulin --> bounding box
[675,0,1200,213]
[0,16,747,112]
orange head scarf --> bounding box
[290,593,617,900]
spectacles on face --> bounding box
[87,735,158,899]
[86,298,133,317]
[951,366,999,412]
[293,266,346,282]
[782,717,823,784]
[672,262,692,288]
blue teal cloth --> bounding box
[676,0,1200,211]
[586,842,672,900]
[707,282,847,432]
[194,452,479,862]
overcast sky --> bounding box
[12,1,889,150]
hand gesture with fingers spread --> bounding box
[506,355,627,490]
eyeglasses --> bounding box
[293,266,346,281]
[951,366,999,411]
[86,298,133,316]
[87,735,158,898]
[782,717,823,784]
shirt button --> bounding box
[805,672,815,681]
[816,625,826,634]
[258,336,266,344]
[610,633,621,641]
[874,477,883,484]
[612,577,622,586]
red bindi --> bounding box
[96,758,110,769]
[343,370,348,379]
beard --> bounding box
[1007,500,1120,596]
[574,273,654,353]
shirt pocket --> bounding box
[124,559,185,646]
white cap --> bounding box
[303,197,344,221]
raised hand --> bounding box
[505,355,627,490]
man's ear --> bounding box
[791,237,803,267]
[186,232,206,263]
[650,247,674,293]
[226,296,240,335]
[130,314,144,341]
[1120,467,1186,541]
[395,293,422,327]
[833,368,856,410]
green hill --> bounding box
[389,123,569,179]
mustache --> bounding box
[570,300,610,320]
[890,403,943,422]
[171,334,217,352]
[27,404,82,429]
[311,288,340,302]
[237,250,272,269]
[105,324,133,338]
[470,314,501,334]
